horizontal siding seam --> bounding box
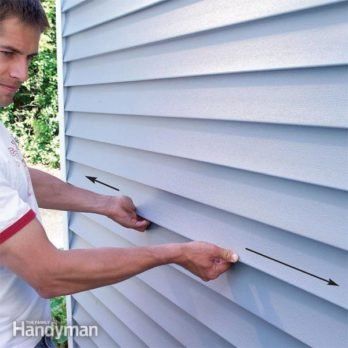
[79,212,348,309]
[70,225,306,347]
[63,0,348,63]
[66,155,348,252]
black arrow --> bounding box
[245,248,338,286]
[86,176,120,192]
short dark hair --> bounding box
[0,0,49,32]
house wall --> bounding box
[58,1,348,347]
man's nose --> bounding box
[9,58,29,82]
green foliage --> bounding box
[50,296,68,347]
[0,0,59,168]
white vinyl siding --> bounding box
[58,1,348,347]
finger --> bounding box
[135,219,148,227]
[215,261,232,275]
[219,248,239,263]
[136,216,151,228]
[134,219,150,232]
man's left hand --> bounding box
[106,196,151,232]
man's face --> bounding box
[0,17,41,107]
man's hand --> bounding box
[29,168,150,232]
[175,241,239,281]
[106,195,151,232]
[0,218,237,298]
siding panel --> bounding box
[62,0,87,12]
[72,302,108,348]
[70,214,304,348]
[65,67,348,128]
[72,292,146,348]
[66,113,348,190]
[64,0,169,36]
[59,0,348,347]
[66,138,348,251]
[71,236,183,348]
[67,162,347,309]
[69,211,347,347]
[64,0,347,62]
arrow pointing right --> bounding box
[245,248,339,286]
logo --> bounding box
[13,320,98,339]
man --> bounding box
[0,1,238,347]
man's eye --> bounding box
[1,51,13,57]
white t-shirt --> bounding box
[0,122,51,348]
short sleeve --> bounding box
[0,173,36,244]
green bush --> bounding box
[0,0,59,169]
[50,296,68,347]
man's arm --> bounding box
[0,218,238,298]
[29,167,150,231]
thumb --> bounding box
[135,219,151,229]
[135,219,147,227]
[219,248,239,263]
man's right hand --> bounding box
[0,216,238,298]
[174,241,239,282]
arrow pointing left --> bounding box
[86,176,120,192]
